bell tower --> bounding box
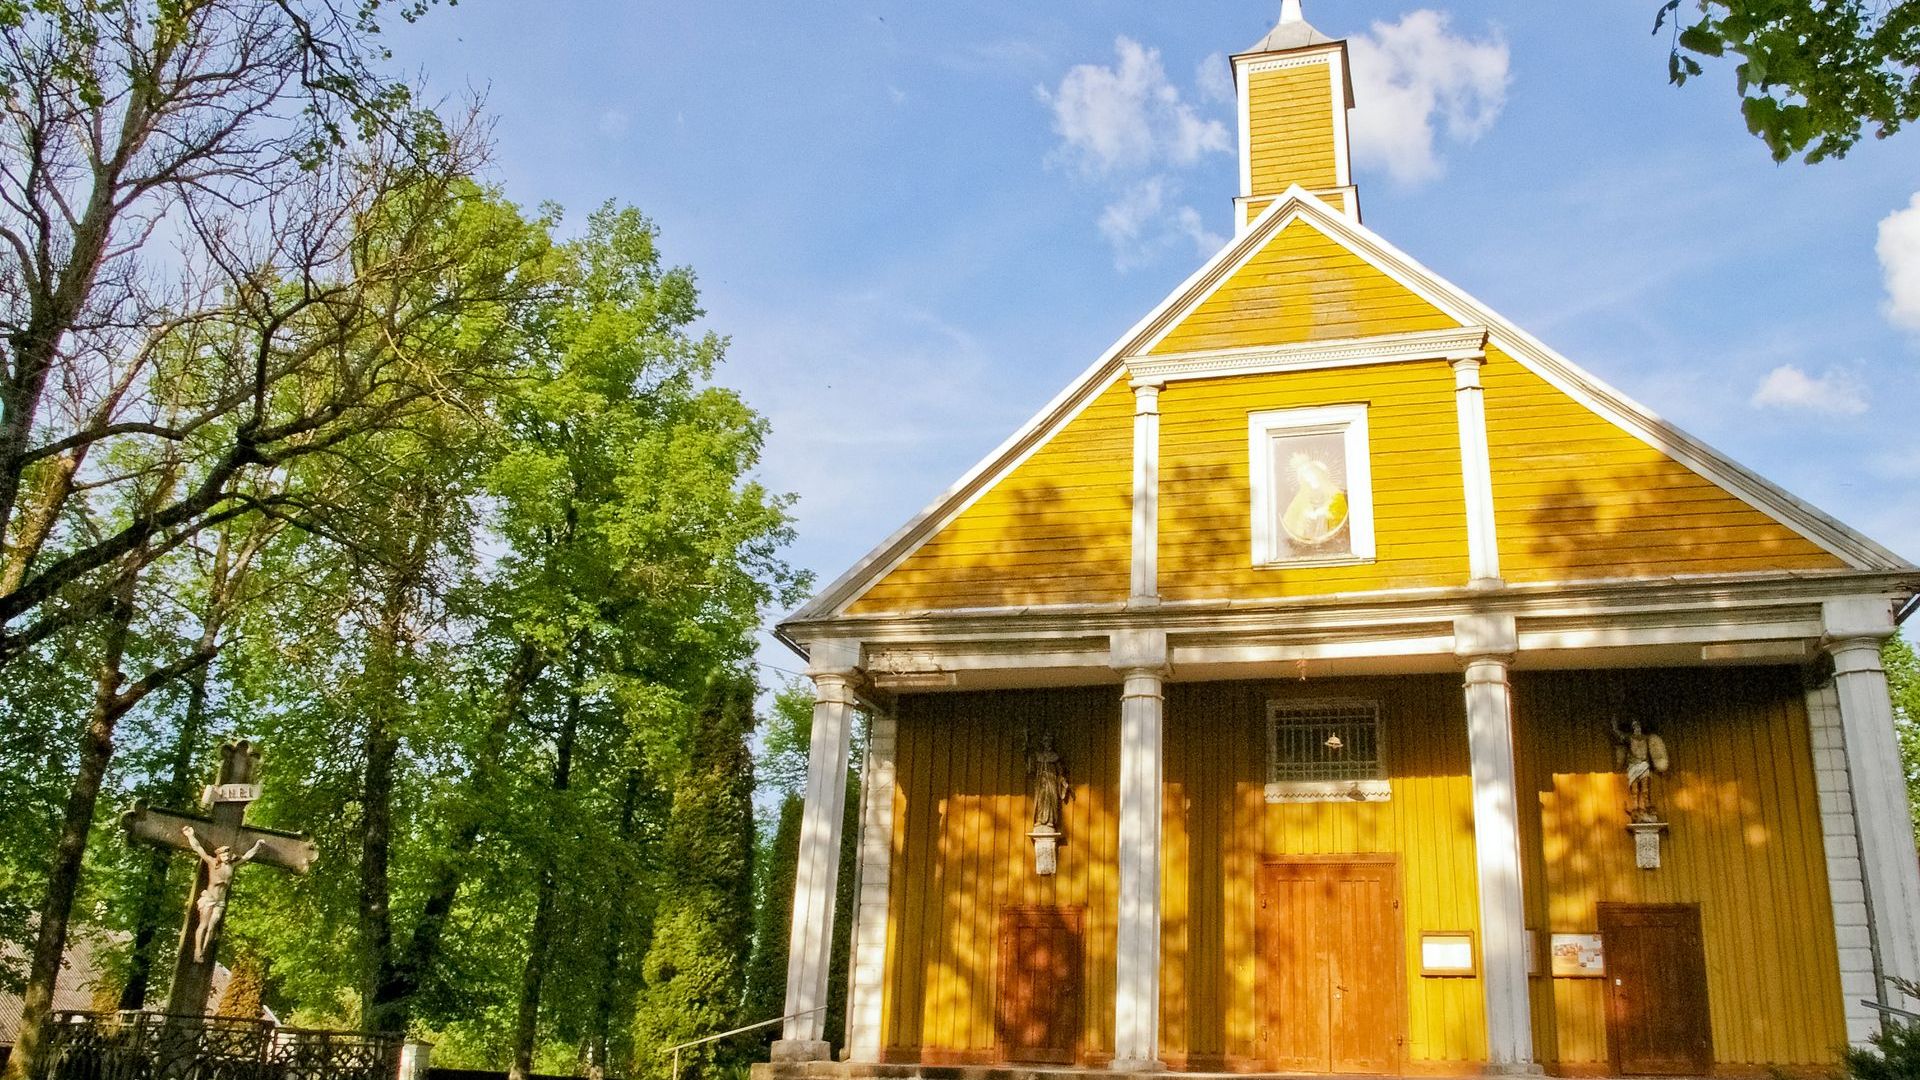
[1232,0,1358,228]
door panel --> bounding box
[1258,859,1404,1075]
[995,907,1083,1064]
[1599,903,1714,1076]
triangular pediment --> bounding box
[786,189,1905,627]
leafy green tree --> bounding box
[1657,0,1920,161]
[634,680,760,1080]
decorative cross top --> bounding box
[120,740,316,1017]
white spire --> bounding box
[1280,0,1304,23]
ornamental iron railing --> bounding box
[32,1012,401,1080]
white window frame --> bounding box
[1264,697,1391,804]
[1247,403,1375,568]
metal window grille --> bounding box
[1267,700,1384,784]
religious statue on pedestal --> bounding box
[1027,730,1071,875]
[1612,719,1673,869]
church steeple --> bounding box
[1232,0,1357,227]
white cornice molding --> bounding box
[780,569,1918,649]
[1127,325,1487,383]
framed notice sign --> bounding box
[1550,933,1605,977]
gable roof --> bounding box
[784,186,1910,628]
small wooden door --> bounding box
[995,906,1083,1064]
[1599,903,1714,1076]
[1257,859,1404,1074]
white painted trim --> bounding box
[779,671,860,1049]
[1452,357,1501,585]
[1806,681,1881,1047]
[1236,54,1252,199]
[1111,644,1166,1069]
[1328,47,1352,188]
[1130,381,1163,604]
[1128,325,1486,384]
[1248,403,1375,566]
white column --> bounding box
[1111,629,1168,1070]
[773,639,862,1061]
[843,709,898,1062]
[1823,597,1920,1023]
[1130,379,1164,606]
[1455,614,1537,1074]
[1806,681,1882,1045]
[1451,355,1501,587]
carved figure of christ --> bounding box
[119,740,316,1017]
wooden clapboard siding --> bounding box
[1243,189,1345,227]
[1156,361,1470,600]
[1482,348,1845,579]
[1150,220,1459,355]
[1248,62,1339,194]
[1513,667,1846,1070]
[1161,676,1486,1069]
[885,688,1120,1062]
[847,378,1135,614]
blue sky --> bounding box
[384,2,1920,670]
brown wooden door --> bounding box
[1599,903,1714,1076]
[995,907,1083,1064]
[1258,859,1404,1074]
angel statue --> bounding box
[1028,730,1071,831]
[183,826,267,962]
[1611,719,1671,823]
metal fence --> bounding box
[32,1012,401,1080]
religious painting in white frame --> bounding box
[1247,403,1375,567]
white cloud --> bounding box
[1877,191,1920,332]
[1195,51,1235,106]
[1038,36,1229,175]
[1097,179,1226,270]
[1750,364,1868,416]
[1348,10,1510,187]
[597,109,630,137]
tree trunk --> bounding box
[368,640,544,1034]
[588,770,641,1080]
[2,576,137,1080]
[357,578,412,1026]
[508,648,584,1080]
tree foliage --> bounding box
[1658,0,1920,161]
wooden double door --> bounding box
[1599,903,1714,1076]
[1256,857,1405,1074]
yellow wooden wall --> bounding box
[1512,667,1847,1071]
[1481,348,1844,580]
[1149,220,1458,354]
[1248,62,1339,195]
[884,687,1122,1063]
[1157,361,1470,600]
[882,667,1846,1072]
[1161,676,1487,1070]
[847,378,1135,614]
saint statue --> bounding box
[183,826,267,962]
[1028,731,1071,831]
[1611,719,1671,824]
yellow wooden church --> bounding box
[759,4,1920,1077]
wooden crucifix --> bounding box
[120,740,316,1017]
